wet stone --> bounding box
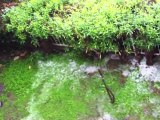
[84,66,99,76]
[110,54,120,60]
[13,56,20,61]
[107,59,121,70]
[102,113,115,120]
[122,70,130,77]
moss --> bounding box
[0,52,160,120]
[0,52,40,119]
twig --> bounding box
[98,69,115,104]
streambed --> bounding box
[0,52,160,120]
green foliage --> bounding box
[67,0,160,52]
[2,0,74,45]
[3,0,160,51]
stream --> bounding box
[22,53,160,120]
[1,52,160,120]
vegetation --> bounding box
[0,52,159,120]
[2,0,160,53]
[1,0,160,119]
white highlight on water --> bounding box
[22,60,85,120]
[130,57,160,82]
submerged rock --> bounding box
[84,66,106,76]
[128,57,160,82]
[102,113,115,120]
[138,58,160,82]
[13,56,20,61]
[124,116,139,120]
[88,113,116,120]
[84,66,99,76]
[110,54,120,60]
[122,70,130,77]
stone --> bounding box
[122,70,130,77]
[110,54,120,60]
[84,66,99,76]
[20,51,27,57]
[14,56,20,61]
[102,113,115,120]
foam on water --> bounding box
[22,59,88,120]
[130,57,160,82]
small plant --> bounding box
[2,0,160,53]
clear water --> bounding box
[1,52,160,120]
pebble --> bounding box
[122,70,130,77]
[13,56,20,61]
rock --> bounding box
[107,59,121,70]
[84,66,99,76]
[102,113,115,120]
[110,54,120,60]
[84,66,106,76]
[146,50,154,66]
[122,70,130,77]
[13,56,20,61]
[20,51,28,57]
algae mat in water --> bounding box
[0,52,160,120]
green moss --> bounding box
[103,72,152,119]
[0,52,159,120]
[37,80,88,120]
[0,52,41,120]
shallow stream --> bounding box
[0,52,160,120]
